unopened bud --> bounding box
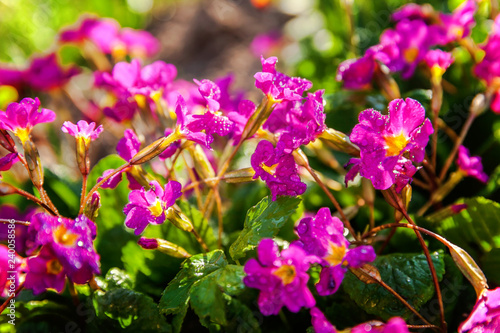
[84,192,101,222]
[0,129,16,153]
[130,131,181,165]
[138,237,191,258]
[0,181,17,196]
[76,137,90,176]
[223,168,256,183]
[402,184,412,210]
[190,145,215,180]
[166,207,193,232]
[470,93,488,117]
[23,139,44,187]
[320,128,360,156]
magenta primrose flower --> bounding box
[456,146,489,183]
[0,244,24,297]
[0,152,18,173]
[310,307,337,333]
[0,97,56,144]
[123,180,182,235]
[60,16,159,58]
[424,49,454,77]
[459,288,500,333]
[243,238,319,316]
[24,246,66,295]
[23,53,79,91]
[346,98,433,191]
[294,207,376,296]
[61,120,103,143]
[255,56,312,102]
[351,317,410,333]
[437,0,477,44]
[26,213,100,285]
[251,140,306,201]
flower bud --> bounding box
[76,137,90,176]
[320,128,360,156]
[0,181,17,196]
[190,145,215,180]
[0,129,16,153]
[470,93,488,117]
[165,207,193,232]
[130,131,181,165]
[138,237,191,258]
[222,168,256,183]
[23,139,44,188]
[84,192,101,222]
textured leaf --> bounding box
[230,196,301,260]
[159,250,226,316]
[343,252,445,320]
[93,288,171,333]
[427,197,500,255]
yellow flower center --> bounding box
[46,258,63,275]
[148,200,164,217]
[273,264,296,285]
[134,94,148,110]
[431,65,445,79]
[384,132,409,157]
[324,243,347,266]
[14,128,30,144]
[53,225,79,247]
[111,43,127,61]
[403,47,419,63]
[260,163,278,176]
[452,26,464,39]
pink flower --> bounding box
[456,146,488,183]
[459,288,500,333]
[346,98,433,191]
[61,120,103,143]
[0,98,56,144]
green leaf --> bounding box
[159,250,227,316]
[426,197,500,257]
[93,288,171,333]
[178,200,217,251]
[229,196,301,260]
[481,248,500,285]
[343,252,446,320]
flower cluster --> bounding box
[251,56,327,200]
[244,208,376,330]
[0,53,79,92]
[59,16,160,59]
[24,214,100,294]
[337,1,475,86]
[345,98,433,191]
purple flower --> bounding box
[60,16,160,58]
[103,99,137,122]
[23,53,79,91]
[437,0,477,44]
[392,4,433,22]
[351,317,410,333]
[174,95,213,148]
[194,79,222,112]
[0,245,24,297]
[293,208,375,296]
[251,140,306,201]
[254,56,312,102]
[251,31,282,57]
[227,99,256,144]
[310,307,337,333]
[24,246,66,295]
[459,288,500,333]
[27,213,100,284]
[425,49,454,77]
[123,180,182,235]
[0,67,24,87]
[0,97,56,144]
[0,205,35,254]
[0,152,18,172]
[336,51,376,89]
[456,146,488,183]
[346,98,433,191]
[243,239,318,315]
[61,120,103,142]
